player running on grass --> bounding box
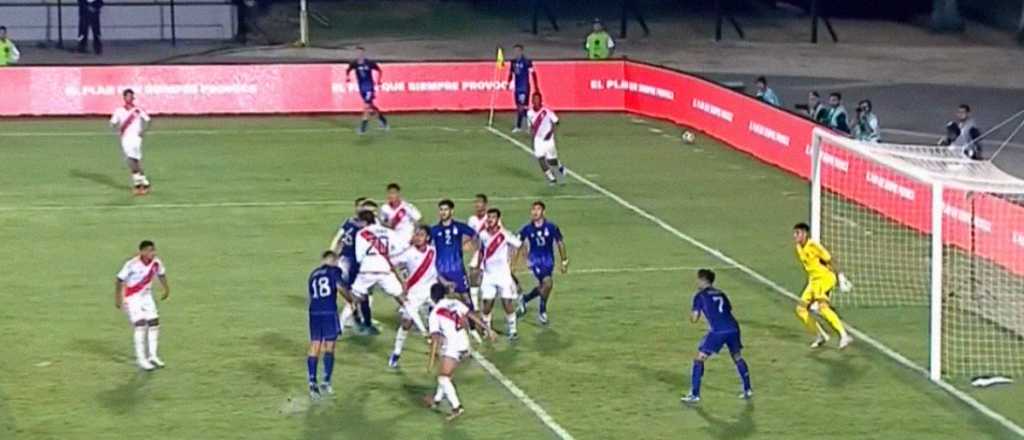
[109,89,152,195]
[475,208,523,341]
[115,240,168,371]
[516,200,567,325]
[388,226,441,369]
[508,44,538,133]
[526,93,566,185]
[431,199,478,309]
[681,269,753,403]
[346,46,389,134]
[306,250,350,400]
[424,283,494,421]
[793,222,853,349]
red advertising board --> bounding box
[2,60,1023,274]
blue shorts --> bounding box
[439,270,470,294]
[515,89,529,106]
[360,88,375,104]
[529,261,554,282]
[310,313,341,341]
[339,257,358,289]
[698,330,742,356]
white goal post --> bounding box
[810,127,1024,381]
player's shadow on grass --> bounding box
[533,327,573,355]
[70,169,123,191]
[97,372,150,414]
[741,319,803,343]
[693,403,756,440]
[637,364,682,394]
[247,361,292,394]
[259,331,299,358]
[490,162,537,181]
[71,337,132,364]
[808,350,868,389]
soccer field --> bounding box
[1,113,1021,439]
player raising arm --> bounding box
[508,44,538,133]
[109,89,152,195]
[380,182,423,246]
[793,222,853,349]
[331,197,370,331]
[516,200,567,325]
[526,93,566,185]
[306,250,351,400]
[475,208,523,341]
[114,240,169,371]
[346,46,389,134]
[681,269,753,403]
[425,283,494,421]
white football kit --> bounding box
[110,105,151,160]
[392,244,438,319]
[428,298,472,359]
[526,107,559,160]
[117,256,165,322]
[477,227,522,300]
[380,200,422,246]
[467,213,487,267]
[353,224,407,298]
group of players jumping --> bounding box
[305,185,567,420]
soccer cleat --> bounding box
[319,383,334,396]
[738,389,753,400]
[508,331,519,342]
[446,406,465,422]
[516,298,528,318]
[388,353,400,369]
[137,359,156,371]
[358,324,381,336]
[421,395,440,410]
[538,312,549,326]
[148,357,165,368]
[810,334,829,349]
[309,383,321,400]
[839,334,854,350]
[511,127,521,133]
[680,394,701,404]
[379,121,389,131]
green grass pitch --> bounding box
[0,113,1021,439]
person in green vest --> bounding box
[0,26,22,66]
[584,19,615,60]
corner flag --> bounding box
[496,46,505,68]
[488,46,505,127]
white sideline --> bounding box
[470,352,575,440]
[486,126,1024,438]
[0,194,602,212]
[0,125,480,138]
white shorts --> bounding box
[352,271,403,298]
[400,288,432,321]
[441,334,470,360]
[121,136,143,160]
[481,273,518,301]
[533,138,557,160]
[123,293,158,323]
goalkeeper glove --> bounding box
[838,272,853,293]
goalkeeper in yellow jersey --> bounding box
[793,223,853,349]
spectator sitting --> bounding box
[584,19,615,60]
[853,99,880,143]
[755,76,781,107]
[939,104,982,160]
[825,92,850,134]
[0,26,21,66]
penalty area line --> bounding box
[486,126,1024,438]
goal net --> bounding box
[810,128,1024,379]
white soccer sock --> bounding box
[133,326,148,364]
[340,303,355,327]
[393,327,408,355]
[482,313,492,329]
[469,288,480,310]
[544,170,556,181]
[433,379,446,402]
[140,174,150,186]
[507,310,518,334]
[147,325,159,359]
[439,376,461,409]
[405,304,427,334]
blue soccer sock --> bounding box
[735,358,751,392]
[359,300,373,327]
[378,113,388,125]
[359,119,369,132]
[516,109,527,129]
[323,352,335,383]
[522,288,540,305]
[539,295,548,315]
[307,356,318,385]
[690,360,705,397]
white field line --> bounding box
[486,126,1024,438]
[470,352,575,440]
[0,194,602,212]
[517,265,735,276]
[0,125,479,138]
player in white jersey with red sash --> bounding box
[353,201,424,337]
[474,208,523,340]
[525,93,566,185]
[424,284,493,421]
[466,193,489,309]
[379,183,422,246]
[115,240,169,371]
[108,89,153,195]
[388,225,440,368]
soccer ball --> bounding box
[681,131,696,144]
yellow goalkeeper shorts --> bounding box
[801,275,836,303]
